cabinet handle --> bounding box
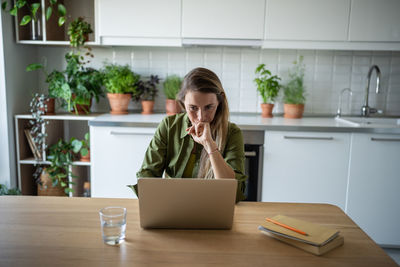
[110,131,154,136]
[283,136,334,140]
[371,137,400,142]
[244,151,257,157]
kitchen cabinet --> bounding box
[97,0,181,46]
[262,131,351,211]
[349,0,400,42]
[265,0,350,41]
[182,0,265,40]
[90,126,156,198]
[346,133,400,246]
[15,0,96,45]
[14,114,94,197]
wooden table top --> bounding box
[0,196,396,267]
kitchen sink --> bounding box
[335,116,400,127]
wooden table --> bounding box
[0,196,396,267]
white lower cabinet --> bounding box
[346,133,400,246]
[262,131,351,211]
[90,126,156,198]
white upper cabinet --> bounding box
[265,0,350,41]
[97,0,181,46]
[182,0,265,39]
[349,0,400,42]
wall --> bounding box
[38,46,400,116]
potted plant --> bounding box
[67,17,93,48]
[102,63,140,114]
[283,56,306,119]
[71,132,90,162]
[254,64,281,118]
[163,75,182,115]
[1,0,66,40]
[135,75,160,114]
[45,137,81,195]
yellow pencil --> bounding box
[266,218,308,236]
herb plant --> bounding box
[71,132,90,157]
[283,56,306,105]
[67,17,93,48]
[163,75,182,100]
[254,64,281,104]
[135,75,160,101]
[102,64,140,94]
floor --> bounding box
[383,248,400,265]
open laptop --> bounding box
[138,178,237,229]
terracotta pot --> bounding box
[261,103,274,118]
[165,99,182,115]
[283,104,305,119]
[37,168,66,197]
[39,97,55,115]
[141,100,155,114]
[107,93,131,115]
[80,149,90,162]
[72,94,92,115]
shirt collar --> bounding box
[180,112,191,139]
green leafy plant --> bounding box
[67,17,93,48]
[163,75,182,100]
[71,132,90,157]
[283,56,306,105]
[254,64,281,104]
[102,64,140,94]
[46,137,81,194]
[135,75,160,101]
[1,0,66,26]
[0,184,21,195]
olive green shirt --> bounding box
[135,113,247,201]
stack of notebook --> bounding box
[259,214,344,256]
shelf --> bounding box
[15,113,101,120]
[17,40,99,46]
[20,158,91,166]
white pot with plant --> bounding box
[163,75,182,115]
[283,56,306,119]
[254,64,281,118]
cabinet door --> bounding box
[182,0,265,39]
[262,131,350,211]
[349,0,400,41]
[347,133,400,246]
[91,126,156,198]
[265,0,350,41]
[98,0,181,38]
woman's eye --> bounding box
[189,106,198,111]
[205,105,214,110]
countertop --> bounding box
[89,113,400,134]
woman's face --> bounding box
[184,91,219,124]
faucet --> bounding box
[336,88,352,118]
[361,65,381,117]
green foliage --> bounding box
[67,17,93,48]
[283,56,306,105]
[29,93,50,159]
[46,138,79,194]
[0,184,21,195]
[102,64,140,94]
[254,64,281,104]
[71,132,90,157]
[1,0,66,26]
[135,75,160,101]
[163,75,182,100]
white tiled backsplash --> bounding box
[37,47,400,116]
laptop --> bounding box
[138,178,237,229]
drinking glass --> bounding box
[99,207,127,245]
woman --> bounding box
[136,67,247,201]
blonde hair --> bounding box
[177,68,229,179]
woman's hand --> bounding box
[186,122,217,153]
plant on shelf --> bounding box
[67,17,93,48]
[71,132,90,162]
[102,63,140,115]
[0,184,21,195]
[163,75,182,115]
[283,55,306,119]
[46,137,82,195]
[254,64,281,118]
[136,75,160,114]
[1,0,66,40]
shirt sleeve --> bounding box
[223,123,248,202]
[136,117,169,178]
